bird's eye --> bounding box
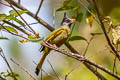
[66,19,70,23]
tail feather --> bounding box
[35,68,40,75]
[35,50,49,75]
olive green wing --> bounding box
[45,27,65,42]
[40,27,65,52]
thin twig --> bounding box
[0,48,17,80]
[65,64,81,80]
[83,36,94,56]
[0,2,10,7]
[40,69,42,80]
[53,8,56,28]
[35,0,44,16]
[47,60,61,80]
[10,58,36,80]
[113,57,117,73]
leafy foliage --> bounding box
[9,10,28,17]
[0,10,28,27]
[0,14,7,21]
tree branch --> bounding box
[41,41,120,80]
[9,0,54,32]
[93,0,120,61]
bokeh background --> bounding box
[0,0,120,80]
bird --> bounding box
[35,13,76,75]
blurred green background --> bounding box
[0,0,120,80]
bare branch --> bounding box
[10,58,36,80]
[47,60,61,80]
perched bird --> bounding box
[35,13,76,75]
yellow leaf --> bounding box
[18,40,27,43]
[86,15,94,27]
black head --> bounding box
[61,13,74,27]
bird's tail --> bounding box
[35,50,49,75]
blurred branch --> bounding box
[0,48,17,80]
[92,0,120,61]
[41,41,120,80]
[0,76,6,80]
[0,2,10,7]
[10,58,36,80]
[65,64,81,80]
[35,0,44,16]
[47,60,60,80]
[83,36,94,56]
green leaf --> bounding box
[0,36,9,40]
[86,11,91,18]
[1,72,7,75]
[5,15,14,19]
[5,15,25,26]
[86,7,96,18]
[0,14,7,21]
[77,13,83,22]
[7,72,19,77]
[9,10,28,16]
[72,6,79,11]
[4,26,18,34]
[91,32,103,35]
[56,6,74,11]
[28,37,44,43]
[117,40,120,44]
[28,35,37,39]
[12,17,25,26]
[69,36,87,41]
